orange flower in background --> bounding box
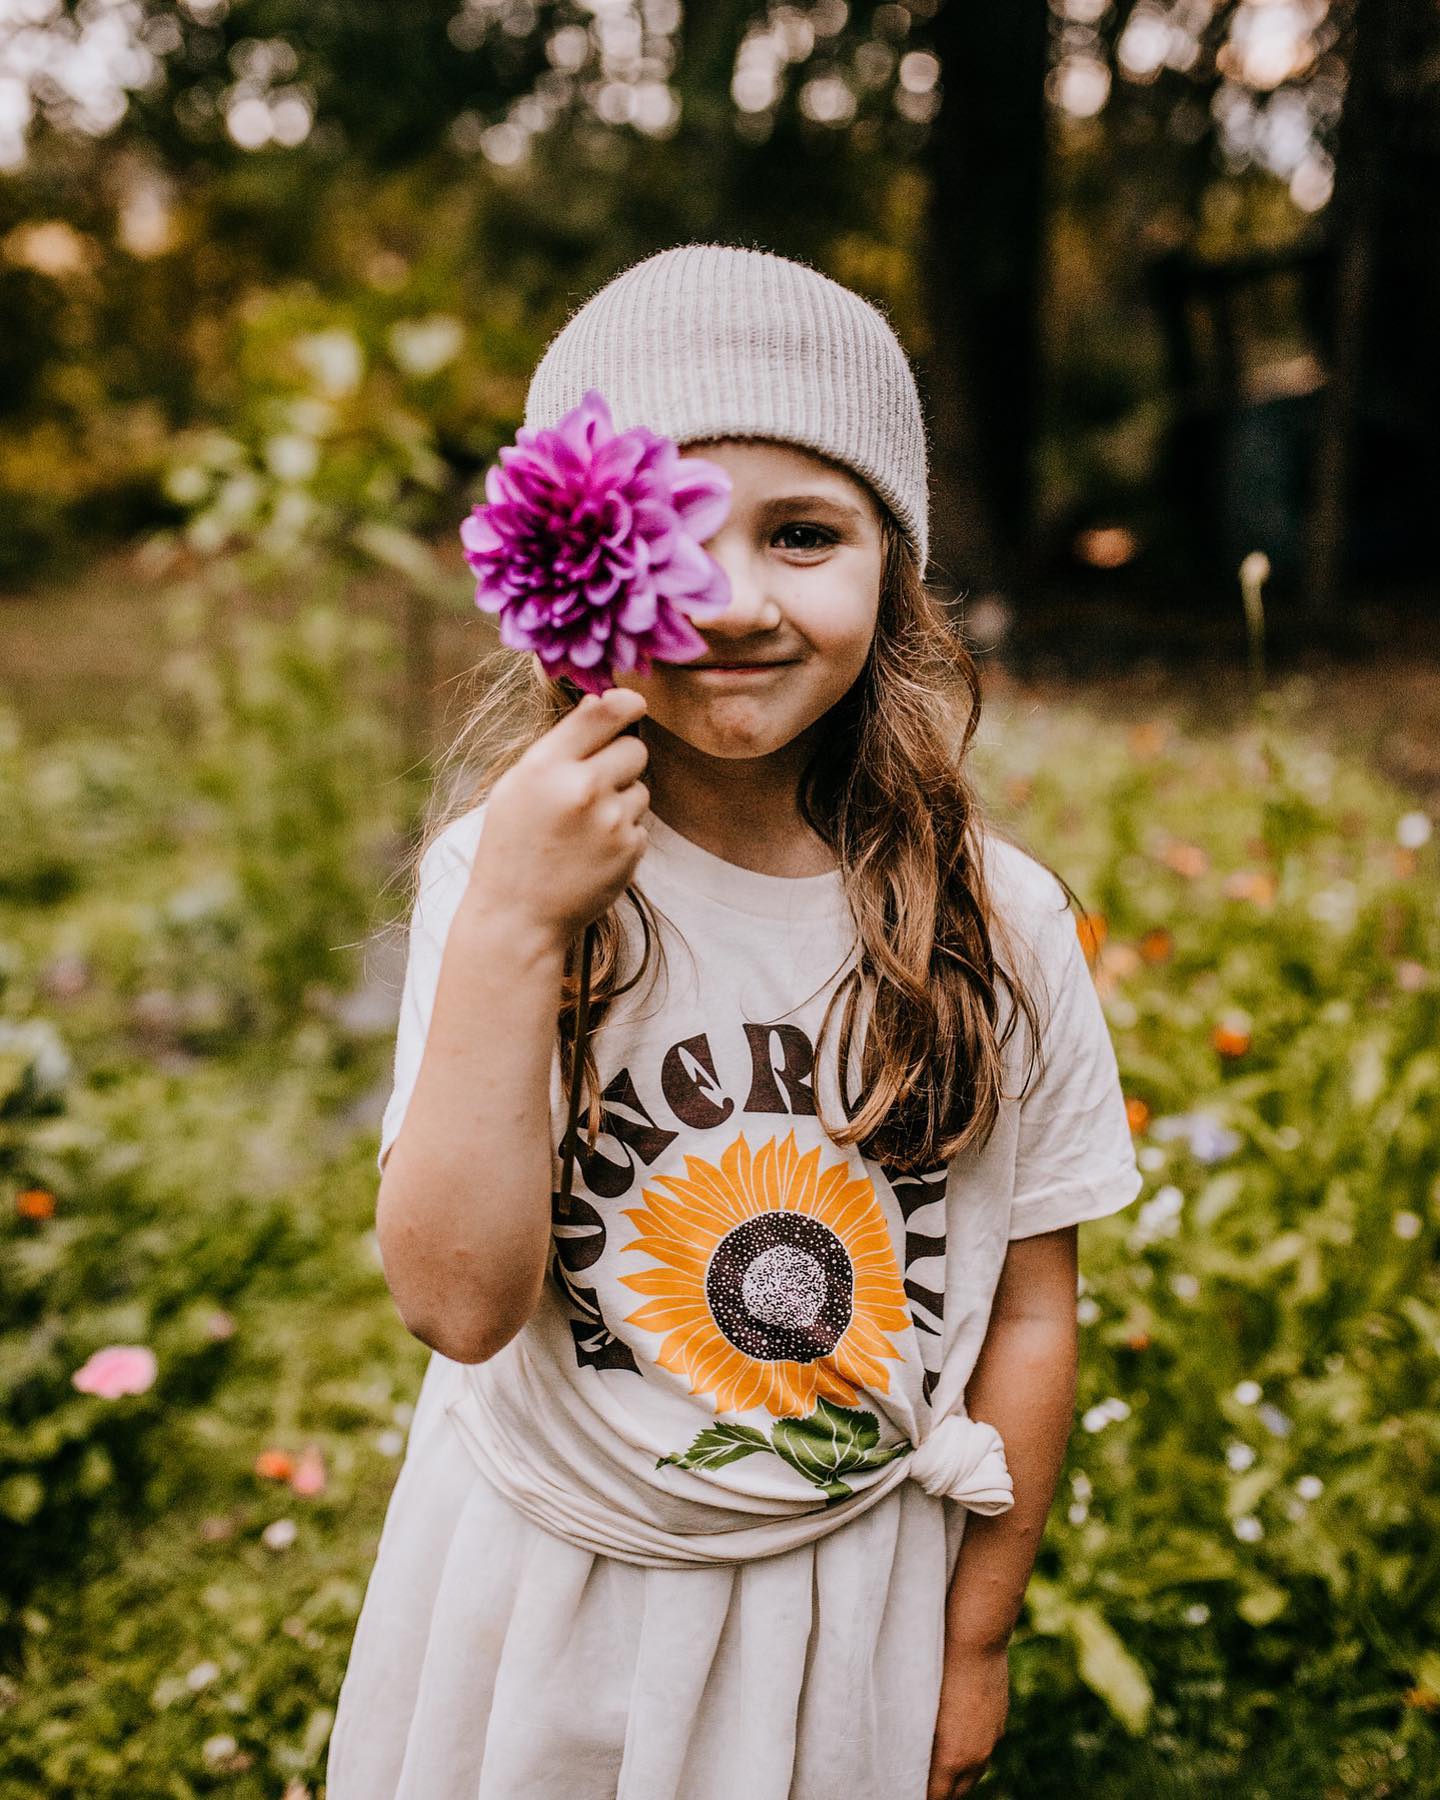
[1125,1096,1151,1134]
[618,1129,912,1419]
[16,1188,55,1220]
[1394,848,1418,879]
[1162,841,1209,879]
[1075,912,1108,963]
[255,1448,295,1482]
[1139,927,1174,965]
[1222,869,1277,906]
[1128,721,1168,759]
[1126,1329,1152,1352]
[1212,1018,1252,1059]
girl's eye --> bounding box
[774,523,837,553]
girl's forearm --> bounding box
[375,893,569,1365]
[943,1313,1079,1655]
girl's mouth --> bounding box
[686,661,795,677]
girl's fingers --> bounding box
[547,687,646,761]
[588,732,649,790]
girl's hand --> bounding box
[468,686,651,943]
[926,1642,1010,1799]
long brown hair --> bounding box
[403,509,1087,1176]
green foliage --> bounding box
[0,1015,302,1658]
[972,685,1440,1790]
[1,625,1438,1793]
[157,287,463,562]
[0,590,414,1674]
[157,584,406,1035]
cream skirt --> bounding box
[326,1352,968,1800]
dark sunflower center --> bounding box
[706,1210,853,1364]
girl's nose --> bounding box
[702,549,782,637]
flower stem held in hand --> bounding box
[555,713,643,1221]
[556,919,595,1220]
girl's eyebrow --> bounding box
[759,494,865,523]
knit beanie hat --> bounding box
[523,242,931,573]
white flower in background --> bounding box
[1226,1442,1257,1472]
[1077,1295,1101,1325]
[294,328,364,396]
[163,463,210,505]
[388,314,464,377]
[1082,1397,1132,1433]
[186,1660,221,1691]
[1150,1112,1242,1164]
[1233,1515,1264,1542]
[1130,1184,1184,1248]
[1295,1475,1324,1501]
[202,1735,239,1766]
[1396,811,1432,850]
[261,1517,298,1551]
[1392,1211,1422,1241]
[1307,881,1357,929]
[1234,1379,1263,1405]
[1183,1602,1211,1626]
[165,875,239,925]
[264,433,320,483]
[1169,1272,1200,1301]
[0,1018,73,1096]
[1257,1404,1292,1438]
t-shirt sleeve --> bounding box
[376,817,481,1174]
[1006,886,1143,1241]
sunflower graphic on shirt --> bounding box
[616,1129,917,1499]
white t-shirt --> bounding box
[374,800,1142,1546]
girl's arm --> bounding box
[376,686,650,1365]
[927,1224,1079,1800]
[942,1222,1079,1652]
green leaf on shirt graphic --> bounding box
[657,1422,772,1473]
[769,1397,910,1494]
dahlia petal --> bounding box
[590,433,647,487]
[569,635,606,666]
[459,511,502,555]
[671,459,733,541]
[657,532,716,597]
[498,610,540,651]
[617,586,659,632]
[586,570,622,607]
[646,609,709,661]
[599,491,634,545]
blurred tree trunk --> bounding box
[920,0,1050,603]
[1304,0,1440,619]
[670,0,753,237]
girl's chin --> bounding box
[651,707,803,759]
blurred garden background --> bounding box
[2,2,1438,1795]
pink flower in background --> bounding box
[72,1344,158,1399]
[291,1444,327,1497]
[461,388,732,695]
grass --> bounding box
[1,559,1438,1796]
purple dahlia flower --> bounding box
[460,388,733,695]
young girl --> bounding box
[326,243,1142,1800]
